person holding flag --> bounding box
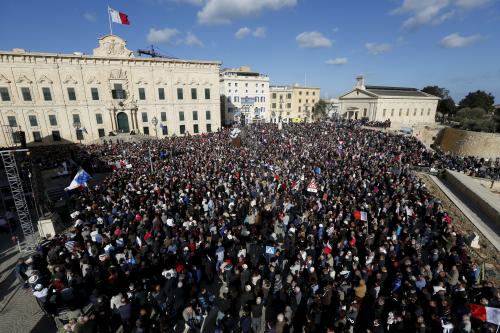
[64,168,92,191]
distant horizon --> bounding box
[1,0,498,103]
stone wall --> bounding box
[434,127,500,159]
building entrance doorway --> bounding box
[117,112,130,133]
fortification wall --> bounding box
[434,127,500,159]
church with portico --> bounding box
[339,76,439,126]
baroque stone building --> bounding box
[0,35,221,146]
[339,76,438,126]
[270,84,321,123]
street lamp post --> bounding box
[73,121,82,144]
[304,103,310,123]
[151,116,158,138]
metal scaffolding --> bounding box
[1,149,38,252]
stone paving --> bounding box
[0,233,56,333]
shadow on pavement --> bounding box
[30,313,57,333]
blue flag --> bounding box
[65,168,91,191]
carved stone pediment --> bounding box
[0,73,11,83]
[38,75,53,84]
[16,74,33,84]
[93,35,134,58]
[63,75,78,85]
[109,69,127,80]
[135,78,148,85]
[87,76,101,85]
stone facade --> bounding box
[339,76,438,126]
[0,35,221,146]
[220,66,270,125]
[270,85,321,123]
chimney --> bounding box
[355,75,365,90]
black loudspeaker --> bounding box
[19,131,27,148]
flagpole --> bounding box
[108,6,113,35]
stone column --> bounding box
[133,109,139,131]
[108,109,115,131]
[130,109,137,131]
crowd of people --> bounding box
[15,122,499,333]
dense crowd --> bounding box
[16,122,499,333]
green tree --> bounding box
[494,107,500,132]
[422,86,456,120]
[312,99,328,121]
[459,90,495,113]
[456,107,487,119]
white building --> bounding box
[220,66,270,125]
[0,34,222,146]
[339,76,439,126]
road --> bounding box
[0,233,56,333]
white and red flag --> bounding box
[469,304,500,325]
[109,7,130,25]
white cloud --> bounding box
[147,28,180,44]
[391,0,493,30]
[296,31,332,48]
[440,33,482,48]
[253,27,267,38]
[235,27,251,39]
[325,58,348,65]
[365,42,393,55]
[198,0,297,24]
[325,57,348,65]
[171,0,205,5]
[235,27,267,39]
[391,0,454,30]
[185,32,204,46]
[83,12,96,22]
[456,0,492,8]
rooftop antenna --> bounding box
[136,45,178,59]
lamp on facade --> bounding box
[151,116,158,138]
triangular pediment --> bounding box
[16,74,33,84]
[155,79,167,86]
[38,74,53,84]
[87,76,101,85]
[135,78,148,85]
[63,75,78,85]
[0,73,11,83]
[339,88,378,99]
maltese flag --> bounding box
[470,304,500,325]
[109,7,130,25]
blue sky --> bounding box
[1,0,499,102]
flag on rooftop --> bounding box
[109,7,130,25]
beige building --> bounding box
[220,66,270,125]
[0,35,221,146]
[339,76,438,126]
[270,84,321,123]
